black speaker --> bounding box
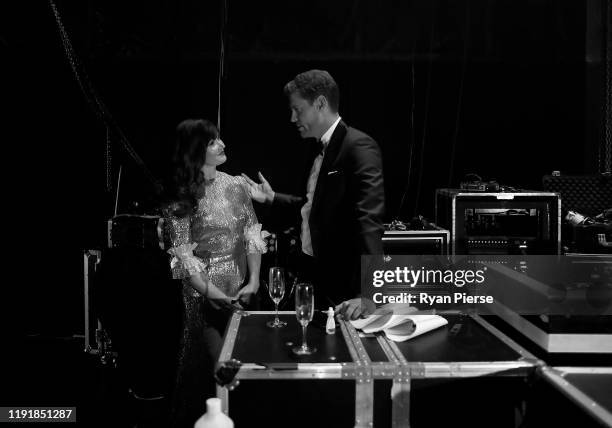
[96,247,182,398]
[542,174,612,216]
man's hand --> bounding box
[334,298,377,321]
[234,280,259,306]
[241,172,275,204]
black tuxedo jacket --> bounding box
[272,121,385,302]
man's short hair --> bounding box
[284,69,340,113]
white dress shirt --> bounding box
[301,116,342,256]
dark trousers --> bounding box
[295,252,345,310]
[296,251,317,283]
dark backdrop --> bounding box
[5,0,595,335]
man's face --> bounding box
[289,92,321,139]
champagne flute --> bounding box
[266,267,287,328]
[292,282,316,355]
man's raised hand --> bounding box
[241,171,275,204]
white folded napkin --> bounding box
[384,315,448,342]
[349,303,448,342]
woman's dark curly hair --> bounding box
[167,118,219,217]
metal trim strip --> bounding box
[489,302,612,353]
[355,381,374,428]
[391,377,411,428]
[548,334,612,353]
[557,196,562,254]
[218,312,242,362]
[383,236,443,241]
[383,230,449,237]
[236,363,345,380]
[387,340,408,365]
[370,362,402,378]
[247,310,295,315]
[555,367,612,375]
[470,314,540,363]
[216,386,229,414]
[405,361,534,378]
[83,250,101,354]
[488,301,551,350]
[454,192,560,197]
[339,317,363,364]
[540,366,612,427]
[565,253,612,259]
[388,334,412,427]
[338,319,374,427]
[342,319,373,365]
[83,251,92,353]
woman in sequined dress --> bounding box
[163,118,267,427]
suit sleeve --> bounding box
[346,137,385,255]
[271,192,305,209]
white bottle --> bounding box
[326,307,336,334]
[194,398,234,428]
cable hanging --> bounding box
[603,0,612,173]
[396,12,419,220]
[217,0,228,133]
[412,0,438,217]
[48,0,161,192]
[447,0,471,187]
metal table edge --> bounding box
[339,317,372,367]
[383,314,541,377]
[554,366,612,375]
[219,311,243,362]
[470,313,542,365]
[538,366,612,427]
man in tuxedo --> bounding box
[243,69,384,319]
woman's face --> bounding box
[204,138,227,166]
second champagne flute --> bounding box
[266,267,287,328]
[292,282,316,355]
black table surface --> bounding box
[229,313,524,365]
[392,314,521,362]
[360,335,392,362]
[231,313,354,364]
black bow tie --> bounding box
[315,140,325,156]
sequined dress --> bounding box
[164,172,265,427]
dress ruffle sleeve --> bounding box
[163,204,209,279]
[167,243,209,279]
[244,223,270,254]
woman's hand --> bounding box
[206,282,244,311]
[234,280,260,306]
[209,295,244,311]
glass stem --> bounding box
[274,303,279,323]
[301,324,308,349]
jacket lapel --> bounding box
[311,121,347,217]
